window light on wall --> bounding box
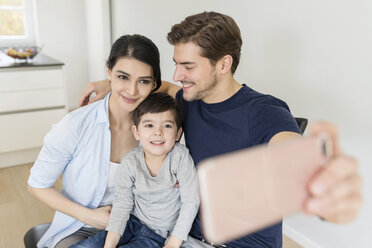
[0,0,38,47]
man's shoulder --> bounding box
[240,85,288,107]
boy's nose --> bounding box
[153,128,163,136]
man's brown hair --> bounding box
[167,11,242,74]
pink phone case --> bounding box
[197,135,332,244]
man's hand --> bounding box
[81,205,112,230]
[79,79,111,107]
[305,122,363,223]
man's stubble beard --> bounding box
[184,71,218,102]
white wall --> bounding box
[35,0,89,109]
[111,0,371,247]
[84,0,112,83]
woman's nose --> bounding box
[126,81,138,96]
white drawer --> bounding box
[0,108,66,153]
[0,67,64,92]
[0,88,65,112]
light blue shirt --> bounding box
[28,93,112,248]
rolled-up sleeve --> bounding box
[28,114,78,188]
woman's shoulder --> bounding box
[61,97,108,131]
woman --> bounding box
[28,34,162,248]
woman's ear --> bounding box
[132,125,140,141]
[176,127,183,141]
[107,67,112,81]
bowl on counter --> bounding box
[0,47,41,61]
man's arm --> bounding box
[79,80,181,106]
[79,79,111,106]
[268,123,362,223]
[157,81,181,98]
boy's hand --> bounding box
[79,79,111,107]
[163,235,183,248]
[104,231,121,248]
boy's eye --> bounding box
[118,75,128,80]
[144,124,153,128]
[163,124,173,128]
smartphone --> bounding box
[197,134,333,244]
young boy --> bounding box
[71,93,199,248]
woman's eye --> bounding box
[144,124,153,128]
[118,75,128,80]
[164,124,173,128]
[139,80,151,85]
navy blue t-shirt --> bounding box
[176,84,300,248]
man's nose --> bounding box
[173,65,185,82]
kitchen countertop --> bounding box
[0,53,64,68]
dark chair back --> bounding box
[24,223,51,248]
[295,117,308,134]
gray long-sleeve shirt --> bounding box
[106,143,200,241]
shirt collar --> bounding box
[96,92,111,124]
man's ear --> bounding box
[176,127,183,141]
[218,55,233,74]
[132,125,140,141]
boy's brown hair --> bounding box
[132,93,182,129]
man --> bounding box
[80,11,362,248]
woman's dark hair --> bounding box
[132,93,182,129]
[107,34,162,92]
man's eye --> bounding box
[144,124,153,128]
[118,75,128,80]
[164,124,173,128]
[185,66,194,70]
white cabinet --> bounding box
[0,54,67,168]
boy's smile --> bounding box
[132,110,182,161]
